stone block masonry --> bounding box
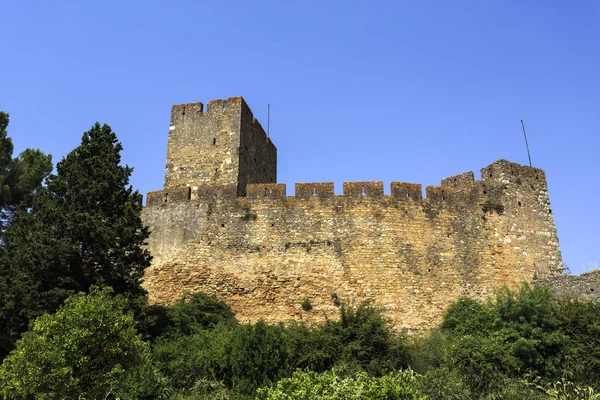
[142,96,563,330]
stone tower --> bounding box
[164,96,276,197]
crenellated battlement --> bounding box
[141,97,562,332]
[145,158,546,210]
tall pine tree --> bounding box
[0,111,53,361]
[0,111,53,229]
[0,123,151,359]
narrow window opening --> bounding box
[518,201,522,206]
[441,196,445,201]
[489,173,492,177]
[406,193,410,198]
[264,188,268,197]
[271,223,275,227]
[213,138,216,145]
[361,185,366,197]
[313,187,317,196]
[215,168,218,173]
[221,223,225,228]
[222,102,227,110]
[483,190,487,195]
[164,193,169,203]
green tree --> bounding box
[0,111,53,361]
[0,286,156,399]
[0,122,151,357]
[439,284,567,393]
[0,111,53,228]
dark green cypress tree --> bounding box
[0,123,151,359]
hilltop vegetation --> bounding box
[0,112,599,399]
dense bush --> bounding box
[150,298,410,398]
[556,299,600,389]
[0,286,155,399]
[139,292,237,341]
[3,277,600,399]
[256,368,424,400]
[286,300,410,376]
[439,284,568,392]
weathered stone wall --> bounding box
[142,160,562,330]
[536,270,600,302]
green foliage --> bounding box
[152,326,232,395]
[0,111,53,228]
[284,300,410,378]
[140,292,236,340]
[152,321,288,398]
[256,368,424,400]
[556,299,600,388]
[240,206,257,221]
[0,112,52,360]
[150,297,410,398]
[0,286,155,399]
[301,298,313,311]
[228,321,289,396]
[329,300,410,375]
[0,122,151,356]
[426,284,568,394]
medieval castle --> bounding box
[141,96,563,330]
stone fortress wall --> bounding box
[141,96,563,330]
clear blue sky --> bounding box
[1,1,598,274]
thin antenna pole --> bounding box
[521,119,532,167]
[267,104,270,139]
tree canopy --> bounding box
[0,286,154,399]
[0,122,151,358]
[0,111,52,229]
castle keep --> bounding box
[142,96,562,330]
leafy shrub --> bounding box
[532,375,600,400]
[153,320,289,398]
[302,298,313,311]
[284,321,340,373]
[438,284,568,393]
[152,326,232,395]
[256,368,424,400]
[138,292,236,341]
[556,299,600,388]
[228,321,289,396]
[329,300,410,375]
[0,286,155,399]
[286,300,410,377]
